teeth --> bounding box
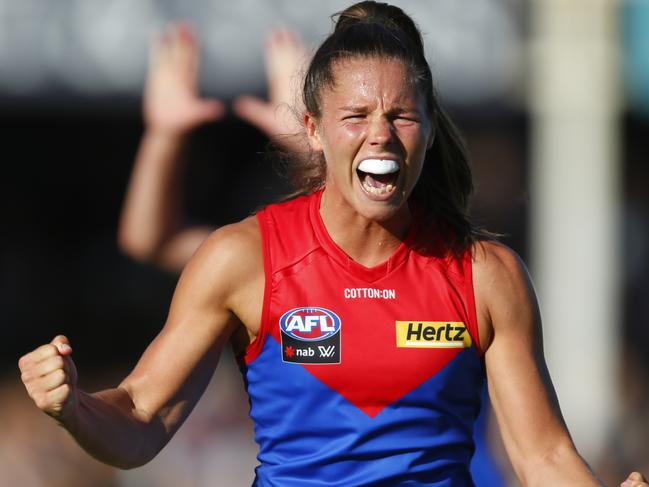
[358,159,399,175]
[362,181,395,195]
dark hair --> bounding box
[284,1,488,255]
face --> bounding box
[305,56,435,223]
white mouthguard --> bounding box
[357,159,399,175]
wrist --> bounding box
[52,389,81,431]
[144,124,192,142]
[141,128,190,158]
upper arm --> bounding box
[155,226,214,272]
[117,217,262,439]
[119,225,214,273]
[473,242,586,484]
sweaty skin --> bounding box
[305,57,434,268]
[18,54,648,487]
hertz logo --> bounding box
[396,321,472,349]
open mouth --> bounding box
[356,159,400,196]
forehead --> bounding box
[322,56,421,108]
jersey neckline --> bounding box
[308,188,418,283]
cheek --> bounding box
[400,126,430,155]
[400,128,430,183]
[326,124,366,151]
[341,122,367,139]
[322,123,366,162]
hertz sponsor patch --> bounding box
[396,321,472,349]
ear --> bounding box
[304,112,323,152]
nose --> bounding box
[368,116,393,146]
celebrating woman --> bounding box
[18,2,648,486]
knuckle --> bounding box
[18,355,29,370]
[53,355,65,370]
[33,392,48,410]
[52,334,67,343]
[53,368,66,383]
[35,344,57,359]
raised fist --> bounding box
[18,335,79,423]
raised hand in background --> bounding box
[144,22,225,135]
[234,28,309,152]
[119,23,308,272]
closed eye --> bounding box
[390,114,421,123]
[342,114,366,120]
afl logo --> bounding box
[279,307,341,342]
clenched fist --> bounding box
[622,472,649,487]
[18,335,79,423]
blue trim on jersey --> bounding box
[241,337,484,486]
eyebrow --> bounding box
[337,105,421,115]
[338,105,368,113]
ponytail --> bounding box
[283,1,490,255]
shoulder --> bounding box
[201,215,261,256]
[258,193,316,222]
[178,216,262,299]
[471,240,539,344]
[471,240,530,292]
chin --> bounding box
[354,192,407,223]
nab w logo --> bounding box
[395,321,472,349]
[318,345,336,358]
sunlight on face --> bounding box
[306,56,434,224]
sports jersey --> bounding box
[239,189,485,486]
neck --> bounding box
[319,188,412,267]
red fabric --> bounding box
[243,190,480,417]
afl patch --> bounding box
[280,307,341,364]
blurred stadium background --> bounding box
[1,0,647,485]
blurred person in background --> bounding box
[17,1,649,486]
[117,22,307,271]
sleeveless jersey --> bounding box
[240,190,485,486]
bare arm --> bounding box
[476,244,649,487]
[118,23,223,271]
[474,241,601,486]
[19,218,263,469]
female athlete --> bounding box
[18,2,648,486]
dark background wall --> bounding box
[1,108,287,372]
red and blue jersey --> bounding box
[240,190,485,486]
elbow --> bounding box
[112,458,152,471]
[108,421,167,470]
[112,443,163,470]
[117,229,159,264]
[90,387,169,470]
[517,439,597,487]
